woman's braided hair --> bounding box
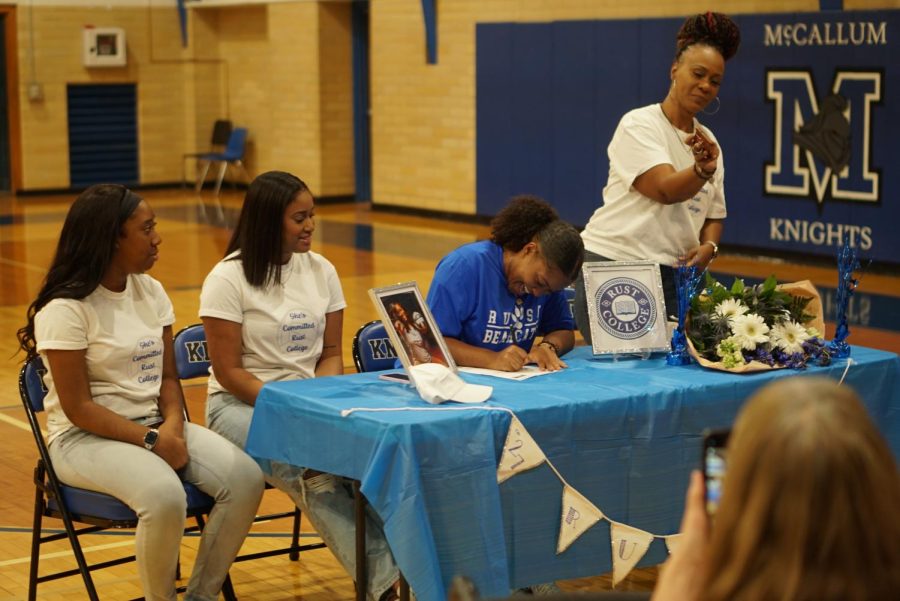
[675,12,741,62]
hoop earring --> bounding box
[701,96,721,116]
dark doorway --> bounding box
[351,0,371,202]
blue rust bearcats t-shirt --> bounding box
[426,240,573,352]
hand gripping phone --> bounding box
[701,428,730,517]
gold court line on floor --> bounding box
[0,539,135,567]
[0,256,50,274]
[0,411,40,435]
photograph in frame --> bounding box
[368,282,456,378]
[582,261,671,356]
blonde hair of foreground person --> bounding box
[654,376,900,601]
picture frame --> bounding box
[582,261,671,356]
[368,282,456,380]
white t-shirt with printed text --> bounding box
[581,103,727,265]
[199,251,346,395]
[35,275,175,443]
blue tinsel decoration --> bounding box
[827,236,863,359]
[666,263,703,366]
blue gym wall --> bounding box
[476,10,899,264]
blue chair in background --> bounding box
[194,127,250,195]
[173,324,325,565]
[182,119,232,187]
[351,320,399,373]
[18,356,236,601]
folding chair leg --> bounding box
[58,506,102,601]
[354,481,366,601]
[28,482,43,601]
[221,573,238,601]
[195,160,212,192]
[289,506,301,561]
[235,160,252,186]
[213,162,229,196]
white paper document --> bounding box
[458,365,554,381]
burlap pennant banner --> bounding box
[664,533,683,555]
[556,485,604,553]
[610,521,654,587]
[497,415,546,483]
[494,410,678,585]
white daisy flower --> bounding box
[771,320,811,354]
[714,298,749,322]
[730,313,770,350]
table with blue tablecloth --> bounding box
[245,346,900,601]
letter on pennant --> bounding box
[497,415,546,483]
[610,522,654,586]
[556,485,603,553]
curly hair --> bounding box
[490,195,584,281]
[675,12,741,62]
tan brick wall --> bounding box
[319,2,355,197]
[368,0,898,214]
[180,1,354,196]
[15,2,346,194]
[17,6,193,189]
[12,0,895,196]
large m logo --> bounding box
[765,70,882,204]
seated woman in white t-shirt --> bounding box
[574,13,741,342]
[18,184,264,601]
[200,171,401,601]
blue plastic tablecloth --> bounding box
[245,346,900,601]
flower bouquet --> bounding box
[686,274,829,373]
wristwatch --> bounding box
[143,427,160,451]
[704,240,719,259]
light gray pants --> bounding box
[49,420,265,601]
[207,391,399,601]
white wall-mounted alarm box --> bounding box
[83,27,127,67]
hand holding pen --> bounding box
[488,323,528,372]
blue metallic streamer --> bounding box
[666,263,702,366]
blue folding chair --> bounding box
[194,127,251,195]
[182,119,232,187]
[18,356,237,601]
[173,324,324,564]
[351,320,399,373]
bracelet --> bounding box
[693,163,715,181]
[539,340,560,356]
[702,240,719,259]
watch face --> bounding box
[144,428,159,448]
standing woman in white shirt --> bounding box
[17,184,264,601]
[574,12,741,343]
[200,171,401,601]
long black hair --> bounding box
[490,195,584,281]
[225,171,310,288]
[18,184,143,360]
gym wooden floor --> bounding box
[0,188,897,600]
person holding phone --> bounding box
[700,429,729,519]
[653,377,900,601]
[18,184,265,601]
[573,12,741,341]
[426,195,584,373]
[200,171,402,601]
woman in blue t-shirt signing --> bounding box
[427,195,584,372]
